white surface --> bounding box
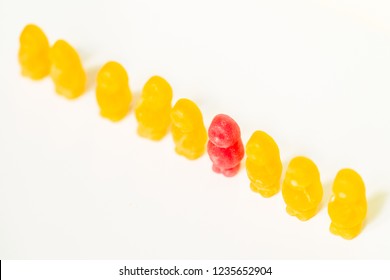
[0,0,389,259]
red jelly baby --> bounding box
[207,114,244,177]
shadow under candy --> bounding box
[85,65,101,92]
[366,191,388,225]
[318,179,333,214]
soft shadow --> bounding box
[77,47,93,63]
[318,179,333,213]
[281,158,289,178]
[131,90,142,111]
[85,65,101,92]
[366,191,388,224]
[236,160,246,175]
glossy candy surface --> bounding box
[282,156,323,221]
[245,131,282,197]
[96,61,132,121]
[328,168,367,240]
[18,24,51,80]
[207,114,244,177]
[50,40,86,99]
[171,98,207,159]
[135,76,172,140]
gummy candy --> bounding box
[328,168,367,240]
[282,156,323,221]
[18,24,51,80]
[49,39,86,99]
[207,114,244,177]
[170,98,207,160]
[245,131,282,197]
[96,61,132,121]
[135,76,172,140]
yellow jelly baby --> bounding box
[96,61,132,121]
[170,98,207,160]
[245,131,282,198]
[135,76,172,140]
[328,168,367,240]
[49,39,86,99]
[282,156,323,221]
[18,24,51,80]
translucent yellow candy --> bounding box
[135,76,172,140]
[49,40,86,99]
[18,24,51,80]
[245,131,282,198]
[96,61,132,121]
[282,156,323,221]
[170,98,207,160]
[328,168,367,240]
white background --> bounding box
[0,0,389,259]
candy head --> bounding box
[97,61,128,92]
[246,130,279,165]
[171,98,202,133]
[18,24,50,79]
[208,114,240,148]
[141,75,173,107]
[332,168,366,204]
[50,39,81,70]
[285,156,320,190]
[19,24,49,55]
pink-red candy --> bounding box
[207,114,244,177]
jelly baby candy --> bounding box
[328,168,367,240]
[282,156,323,221]
[18,24,51,80]
[170,98,207,160]
[49,39,86,99]
[135,76,172,140]
[207,114,244,177]
[96,61,132,121]
[245,131,282,198]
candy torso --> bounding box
[328,168,367,240]
[18,24,51,80]
[96,61,132,121]
[171,98,207,159]
[282,156,323,221]
[245,131,282,197]
[135,76,173,140]
[50,40,86,99]
[207,114,244,177]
